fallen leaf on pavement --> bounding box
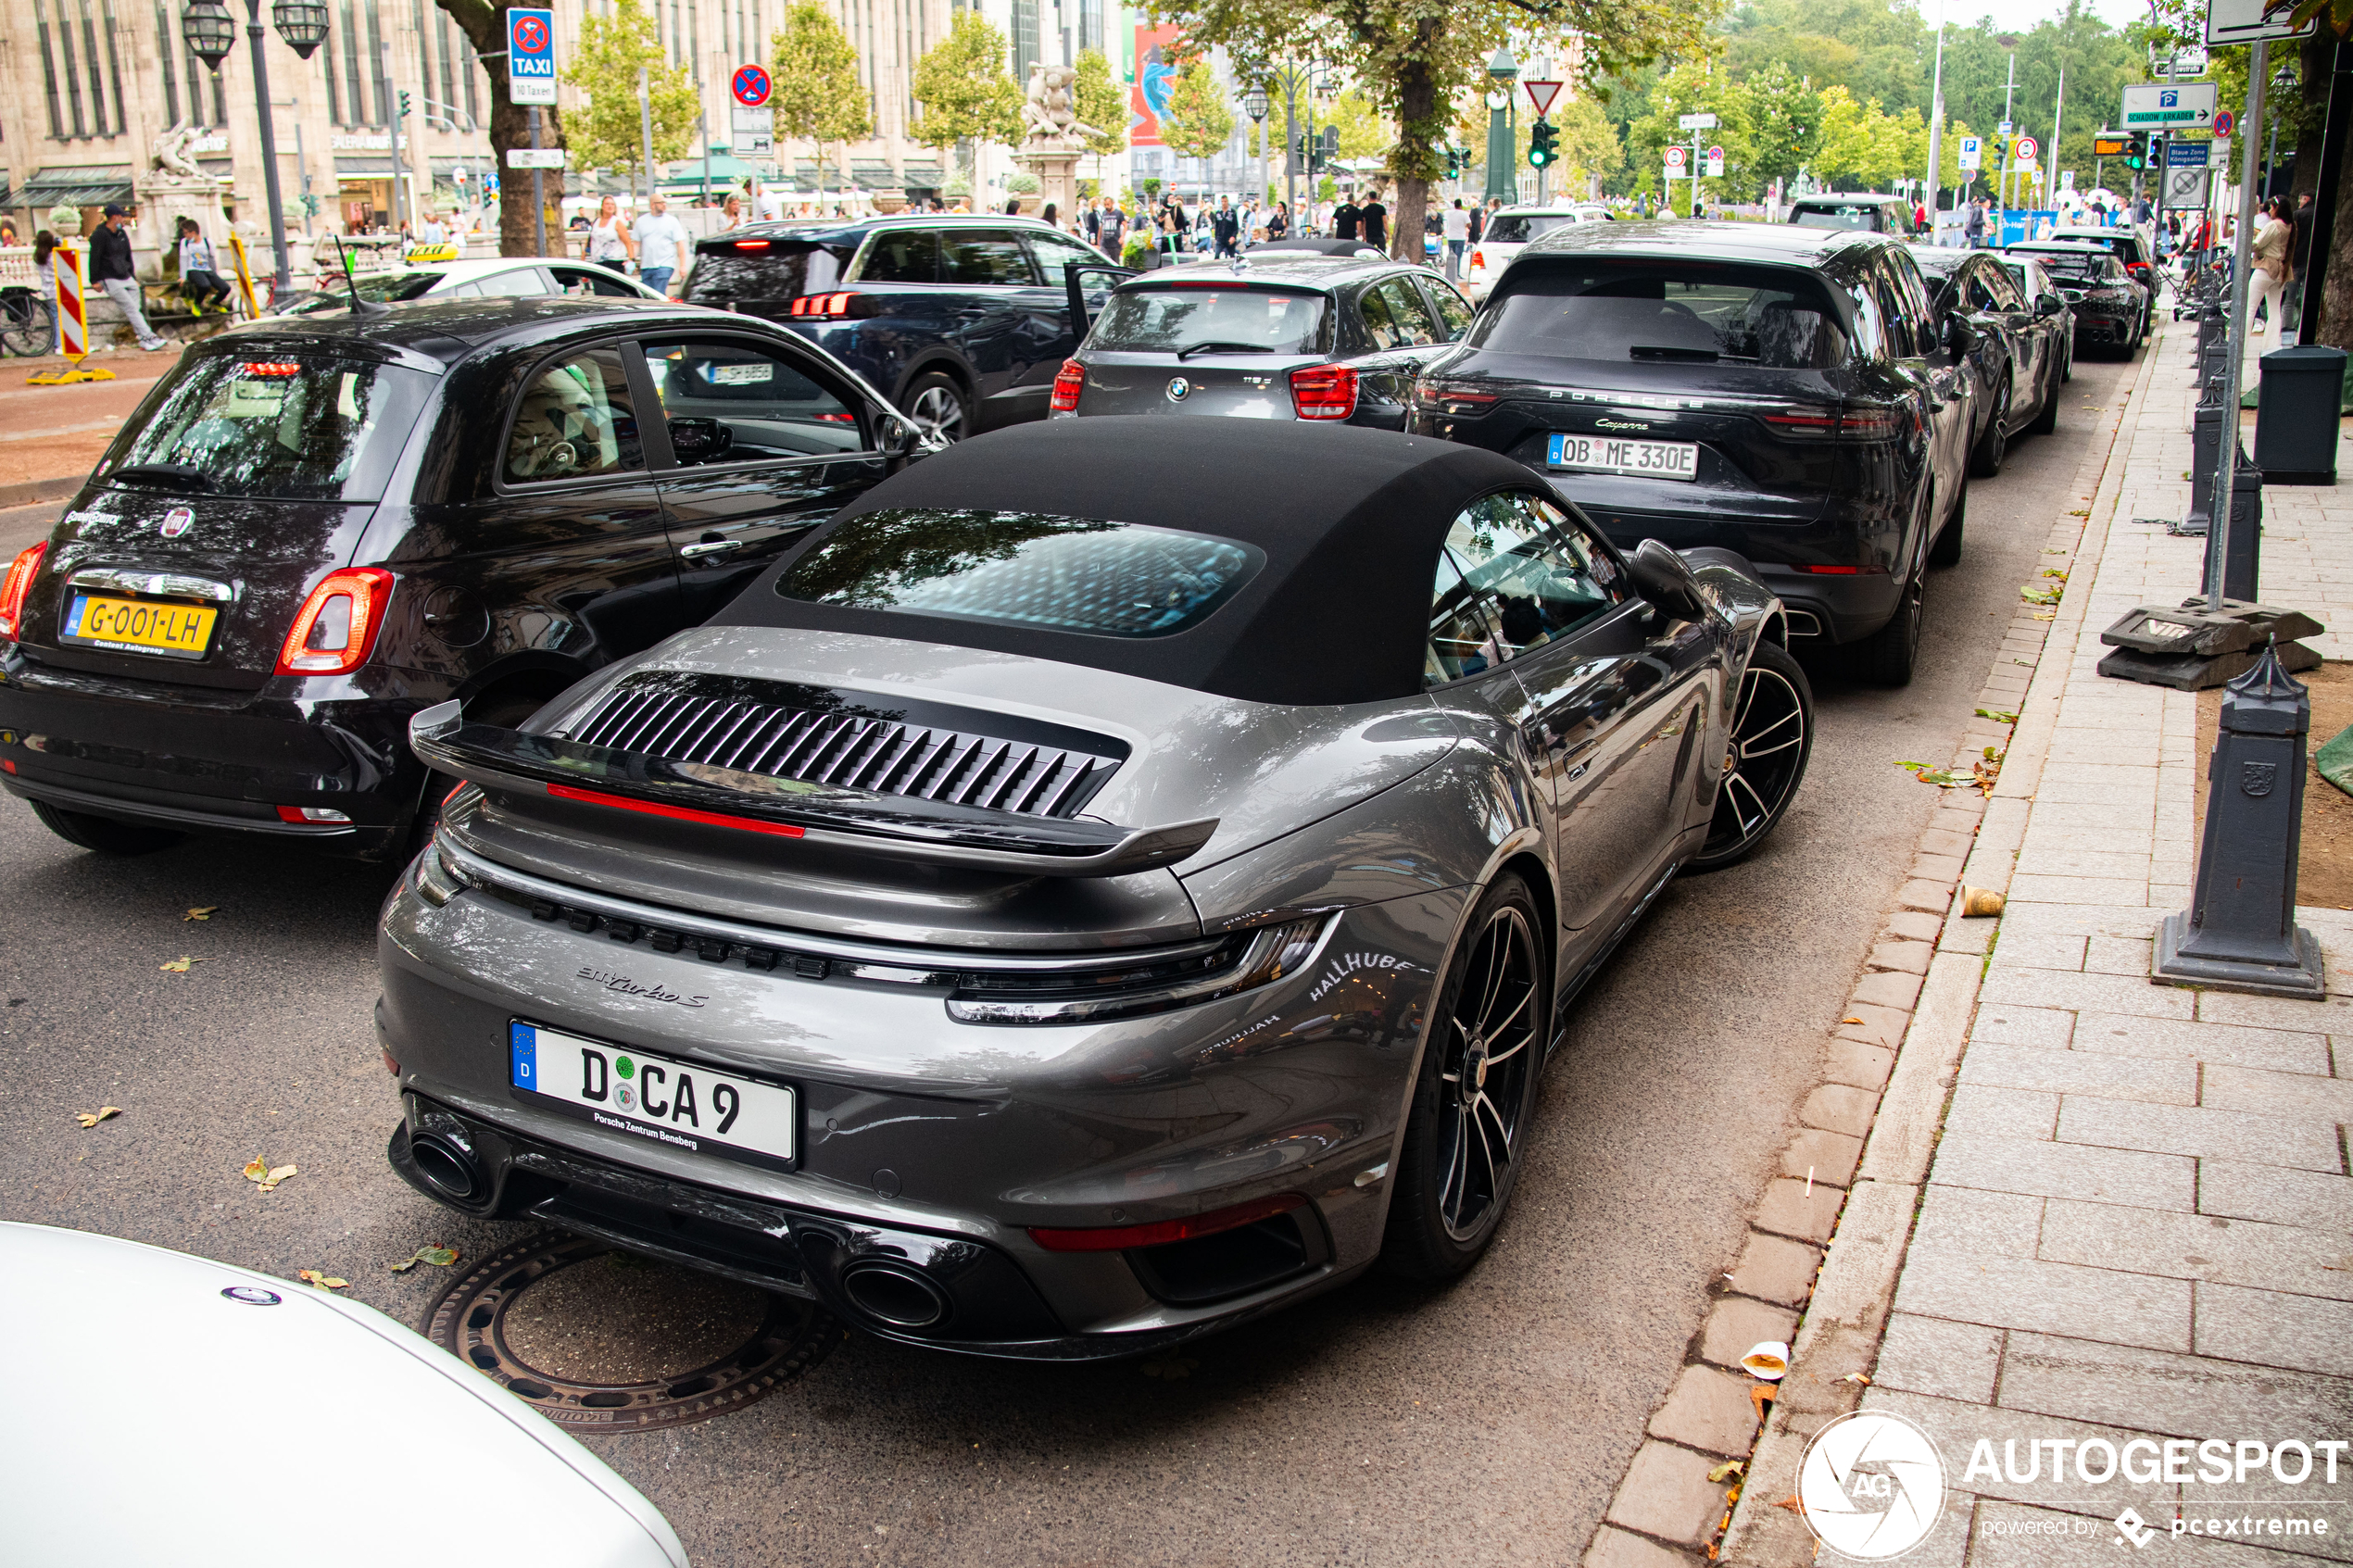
[2068,508,2091,516]
[2041,569,2068,580]
[1896,759,1972,787]
[1774,1496,1804,1513]
[74,1106,121,1129]
[1750,1385,1777,1421]
[1708,1461,1746,1483]
[296,1270,349,1290]
[389,1245,461,1273]
[1842,1015,1864,1024]
[1975,708,2018,723]
[2032,609,2057,621]
[159,956,214,972]
[243,1157,296,1192]
[183,906,220,921]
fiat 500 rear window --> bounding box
[779,508,1263,638]
[1089,287,1328,356]
[96,353,432,502]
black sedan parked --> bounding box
[1051,254,1477,429]
[1409,220,1973,685]
[1997,256,2075,383]
[684,215,1130,443]
[0,296,922,860]
[1908,244,2068,476]
[2005,242,2145,357]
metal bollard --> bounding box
[2154,638,2326,997]
[2199,451,2262,601]
[2184,396,2223,534]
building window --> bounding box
[77,0,109,136]
[54,0,87,137]
[101,0,127,137]
[37,0,66,138]
[187,10,217,123]
[365,0,388,124]
[458,25,477,121]
[1078,0,1100,55]
[339,0,364,125]
[156,0,180,124]
[436,10,458,126]
[1011,0,1037,82]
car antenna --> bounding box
[331,234,389,317]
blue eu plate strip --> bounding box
[510,1022,538,1090]
[1546,433,1567,465]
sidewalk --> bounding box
[1723,321,2353,1564]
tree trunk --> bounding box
[438,0,566,257]
[2318,40,2353,351]
[1390,24,1441,261]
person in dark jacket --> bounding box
[88,204,165,352]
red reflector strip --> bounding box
[545,782,807,838]
[1027,1193,1306,1252]
[1792,563,1883,575]
[239,361,302,376]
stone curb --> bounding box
[1582,330,2167,1568]
[0,476,81,510]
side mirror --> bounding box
[1943,312,1980,357]
[2035,292,2065,318]
[1628,538,1709,624]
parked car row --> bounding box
[0,194,2081,1368]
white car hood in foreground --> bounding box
[0,1223,688,1568]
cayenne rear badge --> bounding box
[1165,376,1191,402]
[160,507,195,538]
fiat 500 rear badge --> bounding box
[161,507,195,537]
[1165,376,1191,402]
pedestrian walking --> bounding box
[89,205,164,352]
[2246,195,2292,345]
[631,193,689,296]
[1442,198,1469,280]
[1212,196,1240,258]
[1362,188,1389,253]
[586,195,635,270]
[1964,197,1987,249]
[174,217,231,315]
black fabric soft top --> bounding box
[713,417,1537,707]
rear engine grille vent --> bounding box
[563,680,1121,821]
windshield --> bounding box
[780,508,1263,638]
[1793,203,1894,232]
[1088,287,1327,356]
[1472,260,1850,369]
[682,238,858,302]
[283,271,441,313]
[2018,251,2110,284]
[97,353,433,501]
[1481,214,1578,245]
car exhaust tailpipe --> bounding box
[408,1132,484,1203]
[837,1261,951,1329]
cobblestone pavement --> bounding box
[1706,322,2353,1568]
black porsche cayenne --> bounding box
[0,296,916,860]
[1409,221,1976,685]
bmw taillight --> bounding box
[1290,363,1358,421]
[0,542,45,641]
[1050,358,1087,413]
[277,567,394,676]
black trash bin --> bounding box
[2253,345,2347,485]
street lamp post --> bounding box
[1247,57,1324,226]
[1485,47,1518,207]
[182,0,328,295]
[1242,85,1270,218]
[1925,0,1948,237]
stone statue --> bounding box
[1021,63,1102,146]
[151,120,208,182]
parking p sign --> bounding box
[1957,135,1982,170]
[508,7,556,106]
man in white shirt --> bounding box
[1441,199,1469,280]
[632,194,690,296]
[413,209,449,247]
[748,180,786,222]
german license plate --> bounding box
[62,594,219,659]
[509,1021,798,1171]
[1547,433,1700,481]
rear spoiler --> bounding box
[409,701,1215,879]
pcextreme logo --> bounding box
[1798,1411,1945,1560]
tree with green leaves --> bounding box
[432,0,571,256]
[1157,0,1718,257]
[1074,48,1130,159]
[912,7,1025,188]
[772,2,874,195]
[559,0,698,180]
[1160,58,1236,168]
[1813,86,1914,189]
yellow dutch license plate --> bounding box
[64,595,219,659]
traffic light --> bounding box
[397,89,412,119]
[1528,119,1559,168]
[1317,125,1338,169]
[2126,132,2150,169]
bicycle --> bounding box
[0,286,57,358]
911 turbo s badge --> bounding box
[160,507,195,538]
[1165,376,1191,402]
[576,966,708,1008]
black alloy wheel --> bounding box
[2026,359,2060,434]
[1689,640,1815,872]
[1968,376,2010,477]
[1852,561,1924,687]
[898,372,970,444]
[1381,875,1548,1282]
[1928,483,1967,568]
[28,800,186,856]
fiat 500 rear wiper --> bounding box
[1176,341,1275,359]
[1629,345,1719,361]
[109,462,215,491]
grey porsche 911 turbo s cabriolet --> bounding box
[377,418,1813,1361]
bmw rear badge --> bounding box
[1165,376,1190,403]
[160,507,195,538]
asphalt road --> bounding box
[0,353,2131,1567]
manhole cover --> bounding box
[424,1231,838,1430]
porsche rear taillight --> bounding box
[0,542,45,641]
[1050,358,1087,413]
[277,567,394,676]
[1290,363,1357,421]
[1762,405,1900,442]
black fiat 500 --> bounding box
[0,296,920,860]
[1409,220,1975,686]
[1051,253,1477,429]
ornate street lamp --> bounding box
[1241,85,1271,212]
[181,0,320,295]
[1483,48,1518,204]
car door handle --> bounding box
[680,537,746,558]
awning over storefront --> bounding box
[334,157,402,177]
[17,165,134,211]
